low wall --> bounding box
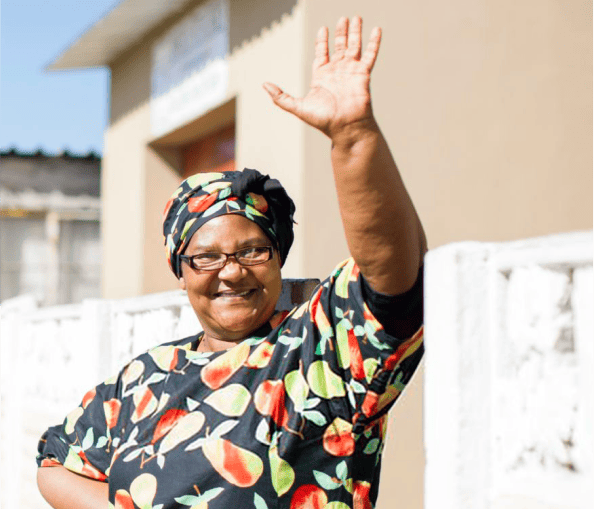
[0,291,199,508]
[424,231,593,509]
[2,232,591,508]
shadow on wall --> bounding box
[110,0,298,126]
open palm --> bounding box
[264,16,381,138]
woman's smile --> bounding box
[212,288,258,299]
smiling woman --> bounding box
[36,16,426,509]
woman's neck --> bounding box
[197,333,241,352]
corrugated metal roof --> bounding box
[0,148,100,161]
[47,0,196,70]
[0,148,100,198]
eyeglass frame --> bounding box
[180,245,275,272]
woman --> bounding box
[37,16,426,509]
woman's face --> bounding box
[180,214,282,347]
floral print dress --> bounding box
[38,258,424,509]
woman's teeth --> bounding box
[216,290,254,297]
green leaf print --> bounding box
[255,418,271,446]
[343,478,354,494]
[353,325,365,337]
[278,334,304,352]
[345,384,356,409]
[313,470,341,490]
[144,372,168,385]
[123,448,143,462]
[302,410,327,426]
[218,186,232,199]
[175,487,223,506]
[184,437,206,452]
[349,379,366,394]
[185,350,213,364]
[302,397,321,410]
[201,200,226,218]
[82,428,94,450]
[254,493,269,509]
[364,438,380,454]
[364,322,391,351]
[336,460,348,481]
[175,495,201,505]
[186,397,200,411]
[363,358,380,384]
[210,419,239,439]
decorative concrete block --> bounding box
[424,231,593,509]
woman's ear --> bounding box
[179,277,187,290]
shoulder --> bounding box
[117,334,201,379]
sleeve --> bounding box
[361,265,423,340]
[304,258,424,429]
[36,372,123,482]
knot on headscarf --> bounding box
[163,169,296,278]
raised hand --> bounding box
[263,16,381,139]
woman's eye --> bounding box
[195,253,221,262]
[239,248,259,258]
[239,247,269,260]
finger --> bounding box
[262,82,302,116]
[313,26,329,70]
[331,17,348,61]
[345,16,362,60]
[361,26,381,70]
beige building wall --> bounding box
[302,1,591,506]
[100,0,591,507]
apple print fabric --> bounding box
[37,258,424,509]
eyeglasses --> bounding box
[180,246,274,271]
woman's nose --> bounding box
[217,258,246,280]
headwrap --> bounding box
[163,168,296,278]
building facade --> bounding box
[0,148,101,306]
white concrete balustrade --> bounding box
[0,290,200,508]
[424,231,593,509]
[1,232,591,508]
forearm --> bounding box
[330,117,427,295]
[37,466,108,509]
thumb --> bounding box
[263,82,301,116]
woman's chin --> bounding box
[208,310,269,341]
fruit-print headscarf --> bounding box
[163,168,296,278]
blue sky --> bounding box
[1,0,118,155]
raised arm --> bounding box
[264,16,426,295]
